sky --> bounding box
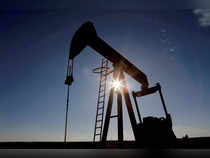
[0,0,210,142]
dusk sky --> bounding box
[0,0,210,142]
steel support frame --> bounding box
[102,65,138,142]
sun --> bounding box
[111,79,122,91]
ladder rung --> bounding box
[99,88,104,92]
[96,119,102,122]
[95,127,102,131]
[98,97,104,104]
[97,107,104,110]
[98,99,104,103]
[95,134,101,136]
[98,101,104,105]
[98,102,104,105]
[97,109,103,112]
[97,113,103,116]
[96,126,102,129]
[99,93,105,96]
[98,99,104,102]
[99,87,105,91]
[99,95,104,98]
[99,88,104,91]
[110,115,118,118]
[99,90,105,93]
[98,101,104,104]
[96,116,103,120]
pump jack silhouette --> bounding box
[65,21,177,147]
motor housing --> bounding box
[136,114,177,147]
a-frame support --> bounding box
[102,65,138,142]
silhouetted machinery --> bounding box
[65,21,177,146]
[133,83,176,146]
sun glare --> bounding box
[111,79,122,91]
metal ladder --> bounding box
[93,59,109,142]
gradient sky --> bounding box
[0,0,210,142]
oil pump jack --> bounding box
[65,21,177,146]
